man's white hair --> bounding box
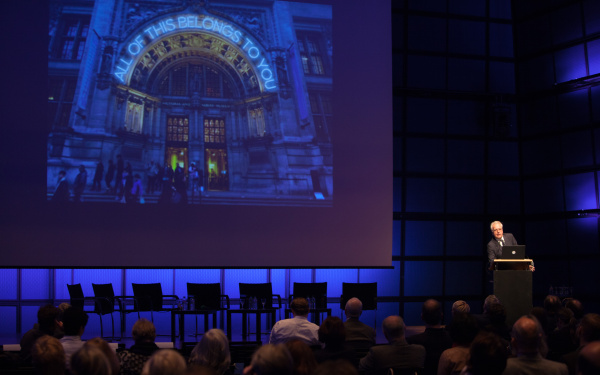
[490,221,503,231]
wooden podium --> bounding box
[492,259,533,326]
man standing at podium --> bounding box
[487,221,534,272]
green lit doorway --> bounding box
[203,117,228,191]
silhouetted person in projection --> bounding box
[73,165,87,203]
[52,170,70,202]
[92,160,104,191]
[173,164,188,204]
[115,154,124,197]
[105,159,115,192]
[159,164,174,204]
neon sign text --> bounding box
[114,14,276,90]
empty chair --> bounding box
[131,283,179,323]
[91,283,124,340]
[67,284,109,339]
[186,282,230,334]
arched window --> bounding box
[156,63,236,98]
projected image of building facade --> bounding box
[47,0,332,206]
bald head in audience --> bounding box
[345,297,363,319]
[382,315,406,343]
[578,341,600,375]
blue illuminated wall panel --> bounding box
[524,177,565,214]
[315,269,358,299]
[522,137,562,175]
[446,222,484,257]
[489,62,515,94]
[446,179,484,214]
[55,269,72,300]
[558,91,590,128]
[584,1,600,35]
[405,221,444,256]
[566,217,599,255]
[174,269,220,298]
[21,269,49,300]
[525,220,568,257]
[487,180,520,214]
[0,269,17,299]
[406,138,444,173]
[392,221,402,257]
[449,0,485,17]
[449,20,485,55]
[404,261,443,297]
[488,141,519,176]
[21,306,40,334]
[490,0,512,19]
[561,132,594,169]
[447,100,485,136]
[408,16,446,52]
[588,40,600,75]
[489,23,513,58]
[407,56,447,90]
[448,59,485,92]
[445,261,482,296]
[0,307,17,335]
[406,97,445,133]
[360,262,401,297]
[554,45,587,83]
[550,4,582,45]
[405,178,445,213]
[564,173,597,211]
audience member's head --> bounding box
[62,307,89,336]
[70,345,112,375]
[578,313,600,345]
[447,312,479,347]
[185,365,219,375]
[85,337,120,375]
[544,295,562,314]
[344,298,363,319]
[382,315,405,344]
[556,307,576,329]
[564,298,584,321]
[487,303,507,327]
[243,344,293,375]
[189,329,231,375]
[132,318,157,344]
[284,339,318,375]
[31,335,66,375]
[318,316,346,347]
[577,341,600,375]
[421,299,443,326]
[468,332,508,375]
[141,349,187,375]
[36,304,60,335]
[290,298,310,317]
[312,359,359,375]
[511,315,546,356]
[483,295,502,314]
[529,307,550,335]
[452,300,470,316]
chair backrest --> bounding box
[92,283,116,315]
[292,282,327,308]
[132,283,163,311]
[67,283,85,310]
[340,282,377,310]
[187,283,222,309]
[239,283,273,308]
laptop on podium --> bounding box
[501,245,526,259]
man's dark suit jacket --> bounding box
[406,328,453,375]
[358,341,425,375]
[487,232,517,267]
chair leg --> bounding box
[99,315,104,339]
[110,313,115,341]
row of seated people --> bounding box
[3,295,600,375]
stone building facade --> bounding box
[47,0,332,205]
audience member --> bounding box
[284,339,318,375]
[474,295,501,328]
[85,337,120,375]
[359,315,425,374]
[20,304,61,365]
[344,297,376,344]
[269,298,319,345]
[562,313,600,375]
[314,316,357,367]
[452,301,471,316]
[459,332,508,375]
[31,335,66,375]
[141,349,187,375]
[545,295,563,333]
[59,306,89,369]
[407,299,453,375]
[482,303,511,343]
[530,307,551,338]
[547,307,578,361]
[564,299,584,322]
[243,344,294,375]
[118,318,160,375]
[438,312,479,375]
[313,359,359,375]
[189,328,231,375]
[503,315,567,375]
[577,341,600,375]
[71,345,112,375]
[186,365,219,375]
